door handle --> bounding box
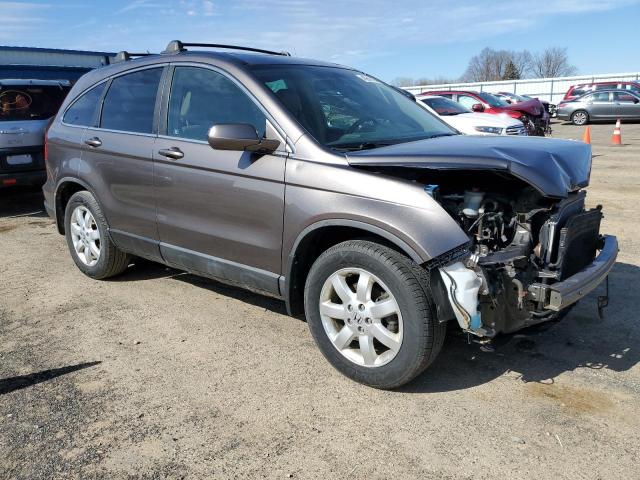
[158,147,184,160]
[84,137,102,147]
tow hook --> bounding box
[467,334,495,352]
[597,275,610,319]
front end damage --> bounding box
[347,136,618,337]
[428,181,618,337]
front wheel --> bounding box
[304,240,446,389]
[571,110,589,126]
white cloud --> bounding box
[0,2,49,40]
[202,0,214,16]
[116,0,164,14]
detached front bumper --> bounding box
[529,235,618,311]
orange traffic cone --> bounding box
[582,126,591,144]
[611,119,622,146]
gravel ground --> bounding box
[1,120,639,479]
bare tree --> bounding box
[512,50,533,78]
[390,77,415,87]
[462,47,518,82]
[531,47,577,78]
[414,76,459,86]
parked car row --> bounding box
[417,89,550,136]
[418,95,527,136]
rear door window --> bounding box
[63,83,106,126]
[0,85,69,122]
[100,68,163,134]
[614,92,637,103]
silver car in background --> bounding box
[556,89,640,125]
[0,79,70,188]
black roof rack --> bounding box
[162,40,291,57]
[112,51,152,63]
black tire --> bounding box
[571,110,589,126]
[304,240,446,389]
[64,190,130,279]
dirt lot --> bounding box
[1,121,639,479]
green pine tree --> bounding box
[503,60,521,80]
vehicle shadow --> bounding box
[401,261,640,393]
[118,258,288,315]
[0,361,101,395]
[0,186,47,219]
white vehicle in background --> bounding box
[418,95,527,136]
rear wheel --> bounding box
[64,191,130,279]
[304,240,446,389]
[571,110,589,126]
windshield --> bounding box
[421,96,470,115]
[250,65,456,150]
[508,93,528,102]
[0,85,69,122]
[476,92,510,107]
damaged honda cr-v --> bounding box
[44,41,618,389]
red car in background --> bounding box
[419,90,550,136]
[563,81,640,101]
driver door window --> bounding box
[167,66,267,141]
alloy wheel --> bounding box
[319,268,403,367]
[573,111,587,125]
[69,206,101,267]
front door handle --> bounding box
[84,137,102,148]
[158,147,184,160]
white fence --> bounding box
[404,72,640,104]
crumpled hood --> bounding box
[347,135,592,199]
[501,98,543,116]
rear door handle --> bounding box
[84,137,102,147]
[158,147,184,160]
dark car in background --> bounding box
[557,89,640,125]
[419,90,550,136]
[0,79,71,188]
[563,81,640,101]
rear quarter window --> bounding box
[63,83,106,126]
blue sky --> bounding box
[1,0,639,82]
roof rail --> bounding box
[112,51,152,63]
[162,40,291,57]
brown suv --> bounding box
[43,41,617,389]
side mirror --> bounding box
[505,99,512,104]
[471,103,484,112]
[207,123,280,153]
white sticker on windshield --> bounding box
[356,74,380,83]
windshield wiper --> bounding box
[425,132,458,139]
[332,142,393,152]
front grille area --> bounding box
[506,125,527,136]
[555,208,602,279]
